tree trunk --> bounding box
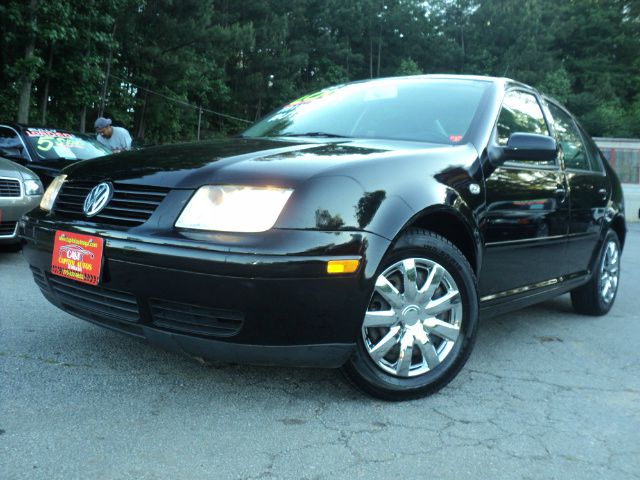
[369,36,373,78]
[79,105,87,133]
[460,24,465,71]
[17,0,38,124]
[99,51,113,117]
[135,90,149,139]
[377,35,382,77]
[99,23,117,117]
[255,96,262,121]
[40,43,54,125]
[346,38,351,76]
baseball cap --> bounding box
[94,117,112,129]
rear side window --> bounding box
[546,103,589,171]
[578,125,605,173]
[0,126,21,148]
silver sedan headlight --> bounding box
[24,179,44,196]
[175,185,293,232]
[40,174,67,211]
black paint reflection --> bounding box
[355,191,386,228]
[67,138,297,181]
[258,143,383,162]
[315,209,345,229]
[479,164,569,295]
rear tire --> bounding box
[342,229,478,401]
[570,229,621,316]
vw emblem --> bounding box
[83,182,113,217]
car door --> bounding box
[544,101,609,275]
[479,90,570,298]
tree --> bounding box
[1,0,638,140]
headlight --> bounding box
[175,185,293,232]
[24,179,44,196]
[40,174,67,211]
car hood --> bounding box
[31,157,79,172]
[0,156,39,181]
[62,137,469,189]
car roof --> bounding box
[332,74,537,96]
[363,73,527,84]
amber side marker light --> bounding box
[327,259,360,274]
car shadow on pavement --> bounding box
[0,243,22,254]
[30,316,361,401]
[13,292,597,404]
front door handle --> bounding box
[555,186,567,203]
[598,188,608,201]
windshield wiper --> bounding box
[283,132,350,138]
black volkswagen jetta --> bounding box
[20,75,625,400]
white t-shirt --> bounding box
[97,126,132,151]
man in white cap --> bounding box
[94,117,132,153]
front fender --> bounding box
[275,174,415,235]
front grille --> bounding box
[150,298,244,337]
[0,221,17,236]
[54,181,169,227]
[47,274,140,323]
[0,179,21,197]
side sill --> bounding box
[479,272,590,320]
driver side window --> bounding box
[497,91,549,144]
[496,91,553,166]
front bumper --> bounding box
[0,195,40,244]
[19,213,391,368]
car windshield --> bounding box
[243,78,491,145]
[24,128,111,160]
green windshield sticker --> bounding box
[36,136,85,152]
[286,88,338,107]
[36,137,54,152]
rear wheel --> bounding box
[342,229,478,401]
[571,229,621,316]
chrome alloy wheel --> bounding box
[362,258,463,378]
[600,240,620,305]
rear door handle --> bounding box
[555,186,567,203]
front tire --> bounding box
[571,229,621,316]
[342,229,479,401]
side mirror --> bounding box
[489,133,557,166]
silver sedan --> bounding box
[0,157,43,244]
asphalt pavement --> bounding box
[1,226,639,480]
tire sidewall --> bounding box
[347,231,479,398]
[594,230,621,313]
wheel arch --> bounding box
[609,214,626,251]
[395,206,480,276]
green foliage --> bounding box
[1,0,639,140]
[396,59,423,76]
[583,99,631,137]
[537,68,572,104]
